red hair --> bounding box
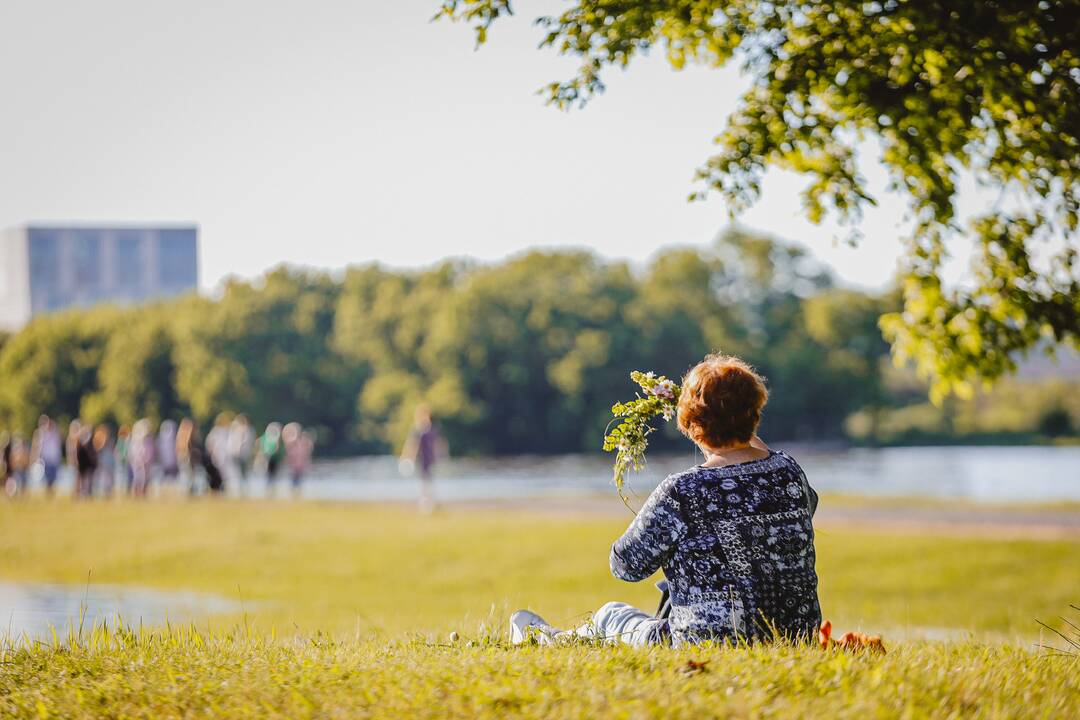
[677,354,768,448]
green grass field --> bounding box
[1,500,1077,718]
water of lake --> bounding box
[0,581,240,642]
[298,445,1079,504]
[24,445,1080,503]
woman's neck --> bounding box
[698,441,769,469]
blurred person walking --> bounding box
[115,425,133,493]
[283,423,314,497]
[257,422,284,491]
[399,405,445,513]
[205,414,231,494]
[227,414,255,492]
[176,418,201,494]
[203,452,225,494]
[0,431,9,495]
[74,425,97,498]
[93,425,116,497]
[31,415,63,497]
[157,419,179,485]
[3,434,29,498]
[129,419,156,497]
[66,419,82,491]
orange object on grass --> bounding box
[818,619,886,654]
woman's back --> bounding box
[611,450,820,646]
[511,355,822,649]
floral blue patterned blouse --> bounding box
[610,450,821,646]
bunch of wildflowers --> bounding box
[602,371,680,502]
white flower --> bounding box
[650,379,676,400]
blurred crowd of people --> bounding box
[0,413,315,500]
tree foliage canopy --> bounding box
[436,0,1080,401]
[0,232,906,452]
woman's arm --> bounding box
[609,476,687,582]
[399,433,417,461]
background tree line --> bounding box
[0,229,1075,455]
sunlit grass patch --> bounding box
[1,499,1076,638]
[1,622,1078,719]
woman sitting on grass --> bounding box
[511,354,821,647]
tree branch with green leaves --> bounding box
[436,0,1080,401]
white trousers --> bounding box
[574,602,668,646]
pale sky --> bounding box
[0,0,990,291]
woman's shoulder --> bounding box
[771,448,807,476]
[687,450,796,478]
[677,451,794,488]
[658,450,807,497]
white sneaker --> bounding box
[509,610,560,645]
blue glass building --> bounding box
[0,224,198,330]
